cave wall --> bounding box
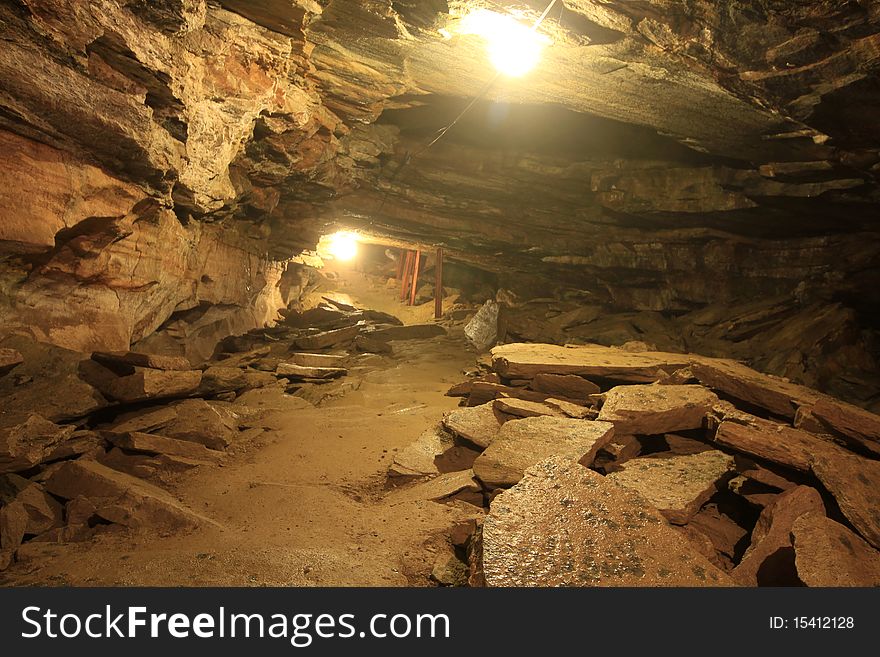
[0,0,878,384]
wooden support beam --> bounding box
[400,250,413,301]
[409,250,421,306]
[434,247,443,319]
[395,248,405,281]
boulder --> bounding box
[791,512,880,586]
[530,373,600,398]
[811,450,880,549]
[0,414,76,474]
[598,384,717,435]
[482,457,733,586]
[608,451,735,524]
[442,402,505,449]
[100,368,202,403]
[732,486,825,586]
[492,397,562,418]
[45,460,212,532]
[473,417,614,488]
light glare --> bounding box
[459,9,550,77]
[326,231,358,261]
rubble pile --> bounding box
[389,341,880,587]
[2,298,436,571]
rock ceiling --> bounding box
[0,0,879,350]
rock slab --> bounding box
[473,417,614,488]
[607,450,735,524]
[598,384,717,435]
[482,457,733,586]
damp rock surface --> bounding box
[482,457,734,587]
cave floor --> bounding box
[1,295,479,586]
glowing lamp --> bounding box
[325,231,359,261]
[459,9,551,77]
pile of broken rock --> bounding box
[1,299,444,571]
[390,342,880,587]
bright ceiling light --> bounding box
[458,9,551,77]
[325,231,358,261]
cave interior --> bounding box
[1,0,880,587]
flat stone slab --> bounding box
[493,397,562,418]
[598,384,717,435]
[473,417,614,489]
[491,343,691,382]
[442,402,504,449]
[197,366,276,395]
[293,324,362,350]
[732,485,825,586]
[690,359,818,420]
[101,368,202,403]
[91,351,192,371]
[388,469,482,505]
[45,460,214,532]
[531,373,600,398]
[807,397,880,456]
[482,457,733,586]
[792,512,880,587]
[607,450,735,524]
[289,353,347,368]
[811,450,880,549]
[713,420,840,472]
[388,426,452,479]
[105,431,221,461]
[276,363,346,379]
